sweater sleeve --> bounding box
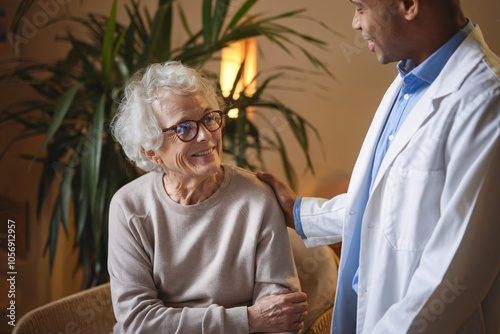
[252,190,302,334]
[108,197,249,334]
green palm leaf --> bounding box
[30,83,83,170]
[88,95,105,212]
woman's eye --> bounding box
[177,123,192,133]
[204,116,214,123]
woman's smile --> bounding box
[193,147,215,157]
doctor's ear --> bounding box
[401,0,418,21]
[142,148,163,166]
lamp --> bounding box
[220,38,257,118]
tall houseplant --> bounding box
[2,0,331,288]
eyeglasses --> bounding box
[162,110,223,142]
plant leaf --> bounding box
[224,0,258,34]
[212,0,230,43]
[112,27,128,60]
[67,34,100,84]
[136,2,170,69]
[88,95,105,212]
[102,0,118,83]
[9,0,35,36]
[115,55,130,82]
[60,152,79,233]
[178,5,193,38]
[154,1,173,60]
[272,128,297,190]
[202,0,213,48]
[30,83,83,170]
[123,20,137,70]
[44,195,62,273]
[73,167,89,245]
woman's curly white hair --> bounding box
[111,61,223,172]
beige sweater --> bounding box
[108,165,299,333]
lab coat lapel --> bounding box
[369,26,486,195]
[346,76,402,211]
[369,94,437,194]
[341,76,401,252]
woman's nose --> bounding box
[196,123,212,142]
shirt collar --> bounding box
[397,19,474,84]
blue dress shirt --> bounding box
[295,19,474,299]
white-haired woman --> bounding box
[108,61,307,333]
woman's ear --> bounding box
[142,148,163,166]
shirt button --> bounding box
[404,93,410,100]
[389,135,394,141]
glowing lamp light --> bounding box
[227,108,239,119]
[220,38,257,118]
[227,109,239,118]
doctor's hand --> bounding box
[248,291,308,333]
[257,171,297,229]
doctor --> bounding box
[259,0,500,333]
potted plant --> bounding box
[1,0,331,288]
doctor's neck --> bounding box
[402,0,467,65]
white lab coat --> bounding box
[299,26,500,333]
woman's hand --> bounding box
[247,291,308,333]
[257,172,297,230]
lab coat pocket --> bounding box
[384,166,445,251]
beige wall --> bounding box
[0,0,498,326]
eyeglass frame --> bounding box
[161,110,224,142]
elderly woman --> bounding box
[108,61,307,333]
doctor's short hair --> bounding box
[111,61,224,172]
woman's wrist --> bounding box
[247,305,259,333]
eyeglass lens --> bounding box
[176,111,222,142]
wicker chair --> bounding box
[13,283,115,334]
[14,232,337,334]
